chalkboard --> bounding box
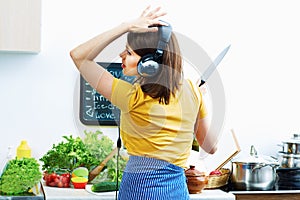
[80,62,135,125]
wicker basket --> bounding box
[205,168,231,189]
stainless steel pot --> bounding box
[231,145,279,190]
[277,151,300,168]
[279,134,300,154]
[280,141,300,154]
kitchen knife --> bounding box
[199,45,231,87]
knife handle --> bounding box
[199,79,205,87]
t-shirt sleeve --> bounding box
[111,78,133,113]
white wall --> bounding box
[1,0,300,167]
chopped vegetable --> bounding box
[209,170,222,176]
[0,157,42,195]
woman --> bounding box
[70,6,217,200]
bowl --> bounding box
[72,167,89,179]
[71,177,88,189]
[72,181,88,189]
[205,168,231,189]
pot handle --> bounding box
[252,163,266,171]
[250,145,258,156]
[252,163,279,172]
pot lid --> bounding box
[185,165,206,177]
[282,140,300,144]
[232,145,279,165]
[282,134,300,144]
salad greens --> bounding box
[83,130,127,182]
[83,130,114,163]
[0,157,42,195]
[39,135,98,173]
[39,130,127,182]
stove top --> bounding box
[223,167,300,192]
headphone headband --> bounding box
[157,21,172,51]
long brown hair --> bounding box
[127,30,183,104]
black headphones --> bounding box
[137,21,172,77]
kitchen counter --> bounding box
[42,184,235,200]
[0,183,44,200]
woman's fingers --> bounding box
[129,6,167,33]
[142,6,166,19]
[141,5,151,17]
[147,7,161,18]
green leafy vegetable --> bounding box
[39,130,127,182]
[0,157,42,195]
[83,130,114,162]
[39,135,98,173]
[83,130,127,182]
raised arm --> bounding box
[70,6,167,101]
[70,23,130,101]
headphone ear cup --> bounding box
[137,54,161,77]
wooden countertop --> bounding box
[230,190,300,200]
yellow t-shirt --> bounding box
[111,78,207,168]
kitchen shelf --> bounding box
[0,0,41,53]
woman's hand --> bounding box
[127,6,167,33]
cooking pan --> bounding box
[231,145,279,190]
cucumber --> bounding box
[91,181,120,192]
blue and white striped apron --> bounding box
[118,155,190,200]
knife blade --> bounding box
[199,45,231,87]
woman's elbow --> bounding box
[70,49,83,69]
[208,145,217,154]
[200,142,218,154]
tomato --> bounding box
[53,177,60,183]
[63,182,70,188]
[209,170,222,176]
[45,175,52,184]
[61,173,70,177]
[57,181,64,188]
[43,171,71,188]
[50,173,58,181]
[61,176,69,184]
[48,181,57,187]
